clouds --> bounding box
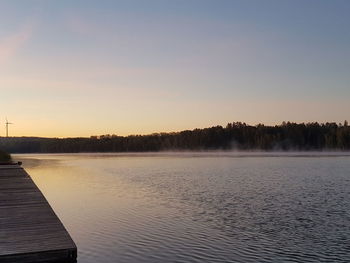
[0,24,34,63]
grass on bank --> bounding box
[0,150,12,163]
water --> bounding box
[14,152,350,263]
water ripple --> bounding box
[17,153,350,263]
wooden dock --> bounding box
[0,165,77,263]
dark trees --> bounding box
[0,121,349,153]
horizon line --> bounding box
[1,120,348,139]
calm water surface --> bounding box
[14,152,350,263]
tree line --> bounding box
[0,121,350,153]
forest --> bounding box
[0,121,350,153]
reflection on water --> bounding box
[14,152,350,263]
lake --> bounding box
[14,152,350,263]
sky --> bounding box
[0,0,350,137]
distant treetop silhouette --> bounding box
[0,121,349,153]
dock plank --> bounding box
[0,166,77,263]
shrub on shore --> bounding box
[0,150,11,163]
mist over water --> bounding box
[15,152,350,263]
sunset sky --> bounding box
[1,0,350,137]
